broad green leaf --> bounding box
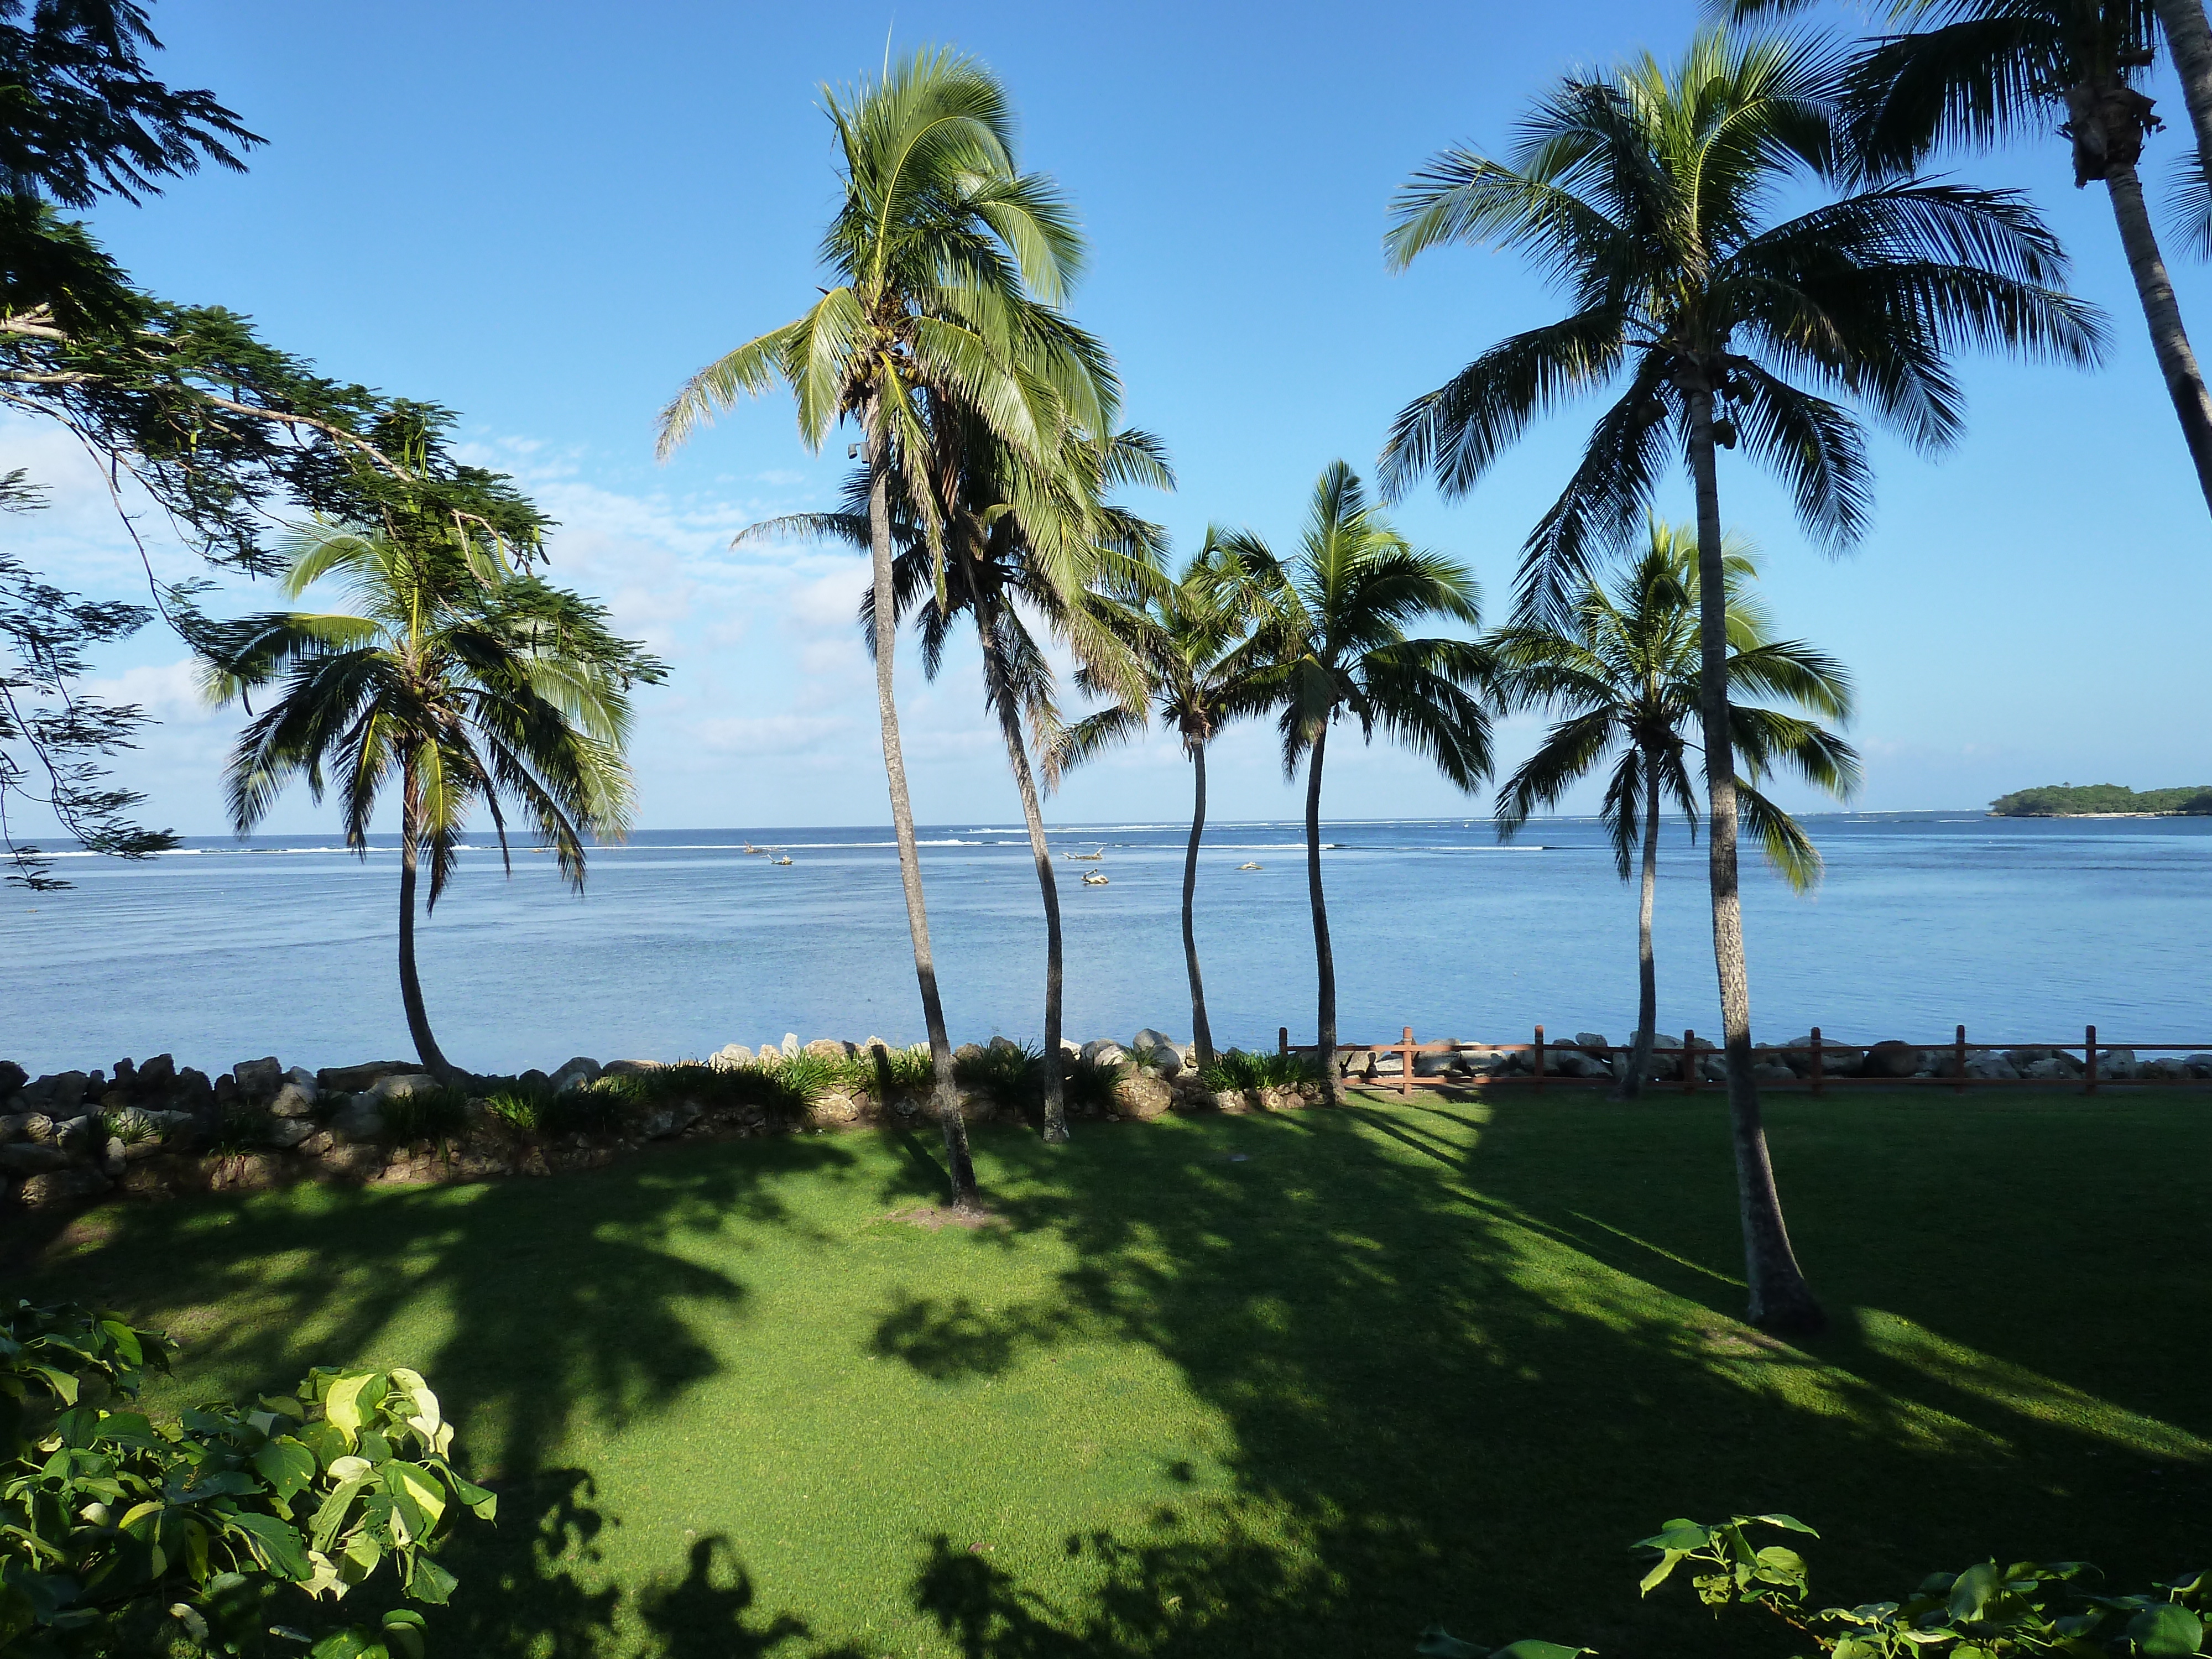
[446,1473,497,1521]
[1493,1644,1592,1658]
[1639,1552,1684,1595]
[226,1510,312,1579]
[255,1439,319,1507]
[341,1531,383,1585]
[1414,1625,1485,1657]
[1636,1521,1711,1552]
[327,1455,373,1485]
[403,1553,456,1606]
[2130,1604,2205,1656]
[384,1463,445,1532]
[1950,1562,2004,1623]
[1746,1514,1819,1536]
[307,1630,379,1659]
[382,1607,428,1659]
[310,1477,368,1553]
[322,1376,379,1439]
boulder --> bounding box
[84,1072,105,1100]
[99,1136,126,1178]
[1132,1028,1180,1056]
[170,1068,215,1114]
[782,1034,801,1059]
[33,1072,87,1114]
[208,1153,286,1192]
[214,1074,239,1106]
[1546,1050,1607,1080]
[986,1035,1024,1057]
[2025,1055,2083,1080]
[1080,1039,1129,1068]
[17,1167,110,1208]
[0,1142,70,1175]
[232,1057,284,1100]
[316,1061,418,1094]
[328,1097,385,1145]
[806,1093,862,1129]
[603,1059,663,1077]
[549,1058,602,1094]
[1750,1062,1797,1084]
[1113,1070,1176,1120]
[1454,1046,1516,1077]
[1413,1050,1458,1078]
[367,1072,441,1104]
[640,1100,702,1140]
[315,1144,385,1181]
[2186,1053,2212,1079]
[710,1045,754,1070]
[297,1129,335,1157]
[0,1060,25,1099]
[953,1042,985,1064]
[137,1054,176,1095]
[17,1112,60,1146]
[2096,1048,2138,1081]
[517,1068,552,1094]
[261,1118,316,1151]
[111,1059,139,1095]
[117,1157,194,1201]
[1859,1041,1922,1079]
[1573,1032,1610,1052]
[803,1039,852,1061]
[268,1083,317,1119]
[1965,1053,2022,1081]
[2140,1057,2187,1081]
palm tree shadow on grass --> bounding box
[865,1104,2211,1657]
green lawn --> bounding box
[6,1091,2206,1658]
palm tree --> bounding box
[750,414,1170,1143]
[202,519,658,1081]
[657,48,1113,1207]
[1491,521,1859,1100]
[1379,27,2099,1331]
[1052,540,1281,1070]
[1219,462,1494,1105]
[1733,0,2212,514]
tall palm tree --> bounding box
[1379,28,2099,1331]
[1491,522,1859,1100]
[202,519,658,1081]
[750,414,1170,1142]
[1734,0,2212,514]
[657,48,1113,1208]
[1052,541,1281,1070]
[1220,462,1494,1104]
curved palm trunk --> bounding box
[1687,387,1822,1335]
[1618,757,1662,1104]
[977,613,1069,1144]
[867,398,978,1208]
[2104,160,2212,517]
[2156,1,2212,190]
[396,761,453,1083]
[1305,723,1339,1105]
[1183,743,1216,1070]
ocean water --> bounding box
[3,813,2209,1078]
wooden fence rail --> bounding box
[1270,1023,2212,1098]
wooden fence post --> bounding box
[1955,1024,1967,1094]
[1533,1025,1546,1093]
[1400,1026,1415,1100]
[1279,1026,1289,1058]
[2085,1024,2098,1095]
[1811,1027,1823,1098]
[1683,1028,1697,1094]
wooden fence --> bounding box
[1273,1024,2212,1098]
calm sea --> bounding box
[3,813,2208,1078]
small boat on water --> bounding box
[772,856,794,865]
[1081,870,1109,886]
[1065,846,1105,861]
[743,843,769,855]
[1237,862,1263,871]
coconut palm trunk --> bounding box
[1687,387,1822,1334]
[867,401,978,1206]
[1182,739,1217,1069]
[2102,156,2212,513]
[977,610,1070,1144]
[1305,722,1339,1104]
[1619,757,1663,1104]
[2156,1,2212,181]
[396,763,454,1083]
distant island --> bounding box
[1989,783,2212,816]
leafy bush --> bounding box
[540,1080,642,1138]
[1061,1052,1123,1117]
[830,1044,935,1099]
[379,1086,472,1145]
[954,1043,1041,1114]
[483,1087,547,1133]
[1635,1513,2209,1658]
[1201,1050,1321,1093]
[96,1108,153,1147]
[1,1298,491,1656]
[208,1103,272,1156]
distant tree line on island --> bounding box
[1989,783,2212,816]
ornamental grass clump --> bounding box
[378,1086,471,1145]
[1061,1051,1123,1117]
[207,1104,271,1156]
[1201,1050,1322,1093]
[954,1043,1043,1116]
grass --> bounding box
[3,1089,2205,1657]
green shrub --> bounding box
[1634,1513,2209,1658]
[956,1042,1041,1114]
[96,1107,153,1147]
[830,1043,935,1099]
[379,1085,472,1145]
[1061,1051,1123,1116]
[1,1299,491,1656]
[484,1087,547,1133]
[541,1079,643,1138]
[208,1103,271,1155]
[1201,1050,1321,1092]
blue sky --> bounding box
[19,0,2212,833]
